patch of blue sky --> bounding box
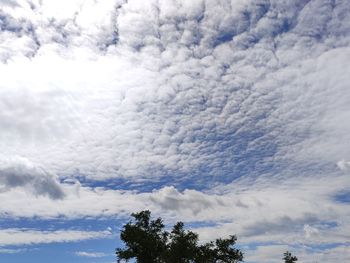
[302,242,350,251]
[213,32,236,47]
[0,217,122,232]
[243,241,348,253]
[184,220,220,229]
[0,219,230,263]
[316,221,338,229]
[0,13,22,33]
[0,238,118,263]
[333,191,350,204]
[0,216,126,262]
[75,149,337,195]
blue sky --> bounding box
[0,0,350,262]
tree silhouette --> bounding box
[116,210,168,262]
[166,222,199,263]
[116,210,243,263]
[283,251,298,263]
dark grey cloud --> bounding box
[242,214,320,237]
[0,158,65,199]
[149,186,218,215]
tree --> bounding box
[283,251,298,263]
[116,211,168,263]
[166,222,199,263]
[116,210,243,263]
[213,236,244,263]
[195,235,243,263]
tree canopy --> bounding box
[116,210,300,263]
[283,251,298,263]
[116,210,243,263]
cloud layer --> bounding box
[0,228,111,246]
[1,0,350,262]
[0,0,349,183]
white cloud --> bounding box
[0,248,28,254]
[246,244,350,263]
[75,251,107,258]
[0,181,145,218]
[0,0,350,261]
[0,171,349,251]
[0,0,349,182]
[337,160,350,171]
[0,228,112,246]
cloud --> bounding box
[0,0,349,185]
[0,156,65,199]
[0,228,112,246]
[0,171,349,252]
[337,160,350,171]
[149,186,219,214]
[75,251,107,258]
[1,0,350,261]
[0,248,28,254]
[245,245,289,263]
[246,244,350,263]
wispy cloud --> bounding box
[75,251,107,258]
[0,228,112,246]
[0,248,28,254]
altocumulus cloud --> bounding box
[0,0,349,182]
[0,0,350,262]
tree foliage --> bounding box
[116,210,243,263]
[116,211,167,262]
[283,251,298,263]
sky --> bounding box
[0,0,349,262]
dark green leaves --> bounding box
[283,251,298,263]
[116,210,243,263]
